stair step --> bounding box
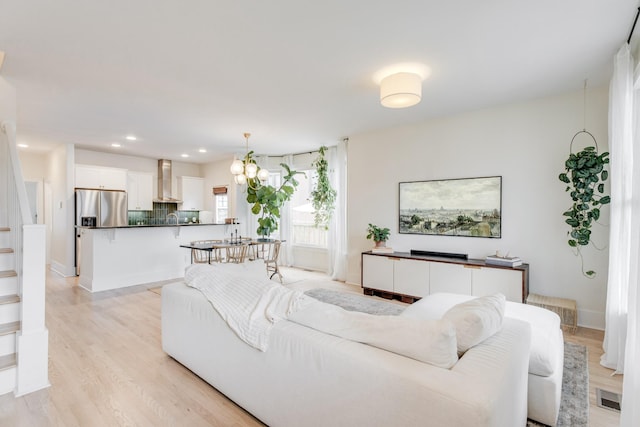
[0,353,16,372]
[0,270,17,279]
[0,248,12,254]
[0,321,19,337]
[0,295,20,305]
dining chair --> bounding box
[191,240,224,264]
[226,243,249,264]
[263,240,282,283]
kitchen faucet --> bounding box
[166,212,179,224]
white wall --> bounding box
[47,144,75,276]
[0,77,16,225]
[347,85,610,329]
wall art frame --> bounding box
[399,176,502,238]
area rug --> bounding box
[527,342,589,427]
[304,288,406,315]
[305,288,589,426]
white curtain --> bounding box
[601,43,640,427]
[280,154,294,266]
[327,139,348,280]
[620,51,640,427]
[601,44,635,374]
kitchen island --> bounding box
[77,223,237,292]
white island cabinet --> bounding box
[78,224,229,292]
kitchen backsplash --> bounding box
[128,202,199,225]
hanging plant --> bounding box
[310,146,337,230]
[558,131,610,277]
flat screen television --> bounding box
[399,176,502,238]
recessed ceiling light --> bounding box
[125,135,137,141]
[181,154,189,158]
[111,143,121,148]
[17,143,28,148]
[199,148,207,153]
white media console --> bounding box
[361,251,529,303]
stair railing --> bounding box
[1,121,49,396]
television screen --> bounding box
[399,176,501,238]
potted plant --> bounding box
[242,152,305,239]
[310,146,337,230]
[366,223,390,248]
[558,144,610,277]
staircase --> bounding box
[0,118,49,396]
[0,227,19,394]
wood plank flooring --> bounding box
[0,267,624,426]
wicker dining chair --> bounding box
[262,240,282,283]
[226,243,249,264]
[191,240,224,264]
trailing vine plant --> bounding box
[558,133,610,277]
[310,146,337,230]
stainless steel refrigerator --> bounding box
[74,189,128,275]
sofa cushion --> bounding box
[441,293,505,353]
[401,293,562,376]
[289,297,459,368]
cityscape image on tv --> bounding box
[399,177,501,238]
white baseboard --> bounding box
[577,308,605,331]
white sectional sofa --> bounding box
[162,279,532,427]
[402,293,565,426]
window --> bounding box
[290,169,328,248]
[213,186,228,223]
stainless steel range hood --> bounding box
[154,159,182,203]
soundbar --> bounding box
[410,249,468,260]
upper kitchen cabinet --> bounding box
[75,164,127,191]
[177,176,204,211]
[127,172,154,211]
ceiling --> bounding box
[0,1,636,164]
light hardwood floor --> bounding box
[0,267,623,426]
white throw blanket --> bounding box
[184,264,307,351]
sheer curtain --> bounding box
[601,43,640,427]
[327,139,348,280]
[620,50,640,427]
[601,44,635,374]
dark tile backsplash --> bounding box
[128,203,200,225]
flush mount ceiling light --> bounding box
[380,72,422,108]
[125,135,137,141]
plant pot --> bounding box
[374,241,386,248]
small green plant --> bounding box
[558,145,610,277]
[366,223,390,244]
[310,146,337,230]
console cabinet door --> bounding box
[393,258,429,298]
[429,262,472,295]
[472,267,523,302]
[362,255,394,292]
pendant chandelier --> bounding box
[229,133,270,185]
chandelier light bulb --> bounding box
[245,163,258,179]
[230,159,244,175]
[257,168,270,182]
[234,174,247,185]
